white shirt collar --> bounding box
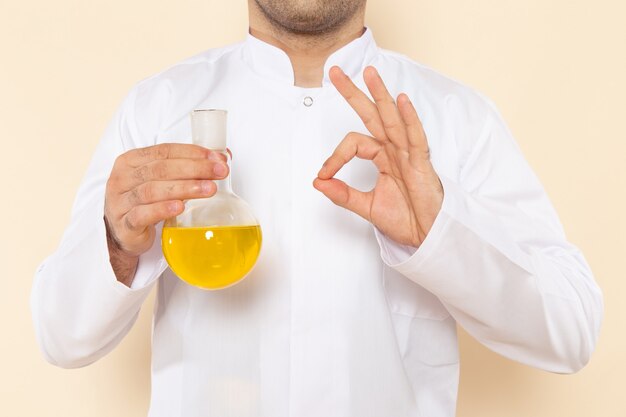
[241,26,378,87]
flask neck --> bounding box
[213,150,233,194]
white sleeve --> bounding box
[30,87,167,369]
[375,101,603,374]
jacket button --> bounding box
[303,96,313,107]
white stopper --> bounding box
[191,109,227,150]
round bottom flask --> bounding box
[161,110,262,290]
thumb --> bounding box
[313,177,372,221]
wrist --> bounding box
[104,216,139,287]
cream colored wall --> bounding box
[1,0,623,415]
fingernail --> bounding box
[213,163,227,177]
[207,151,222,161]
[201,181,213,194]
[169,201,181,212]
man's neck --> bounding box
[248,5,366,87]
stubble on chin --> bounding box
[253,0,365,39]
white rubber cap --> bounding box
[191,109,227,150]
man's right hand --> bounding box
[103,143,228,285]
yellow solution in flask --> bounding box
[162,225,262,290]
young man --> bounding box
[32,1,603,416]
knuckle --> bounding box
[142,184,153,202]
[155,143,171,160]
[124,213,138,231]
[384,96,396,105]
[362,113,376,126]
[342,132,358,148]
[133,165,149,182]
[346,132,364,150]
[153,161,169,179]
[382,118,401,131]
[105,174,118,193]
[163,182,176,198]
[140,183,155,203]
[137,146,152,159]
[128,187,141,204]
[196,145,211,159]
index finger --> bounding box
[329,66,388,141]
[121,143,220,167]
[318,132,382,180]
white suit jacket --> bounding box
[31,27,603,417]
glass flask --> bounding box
[161,109,262,290]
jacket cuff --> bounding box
[93,207,166,294]
[374,175,454,270]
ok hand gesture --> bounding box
[313,66,443,248]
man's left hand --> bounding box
[313,65,443,248]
